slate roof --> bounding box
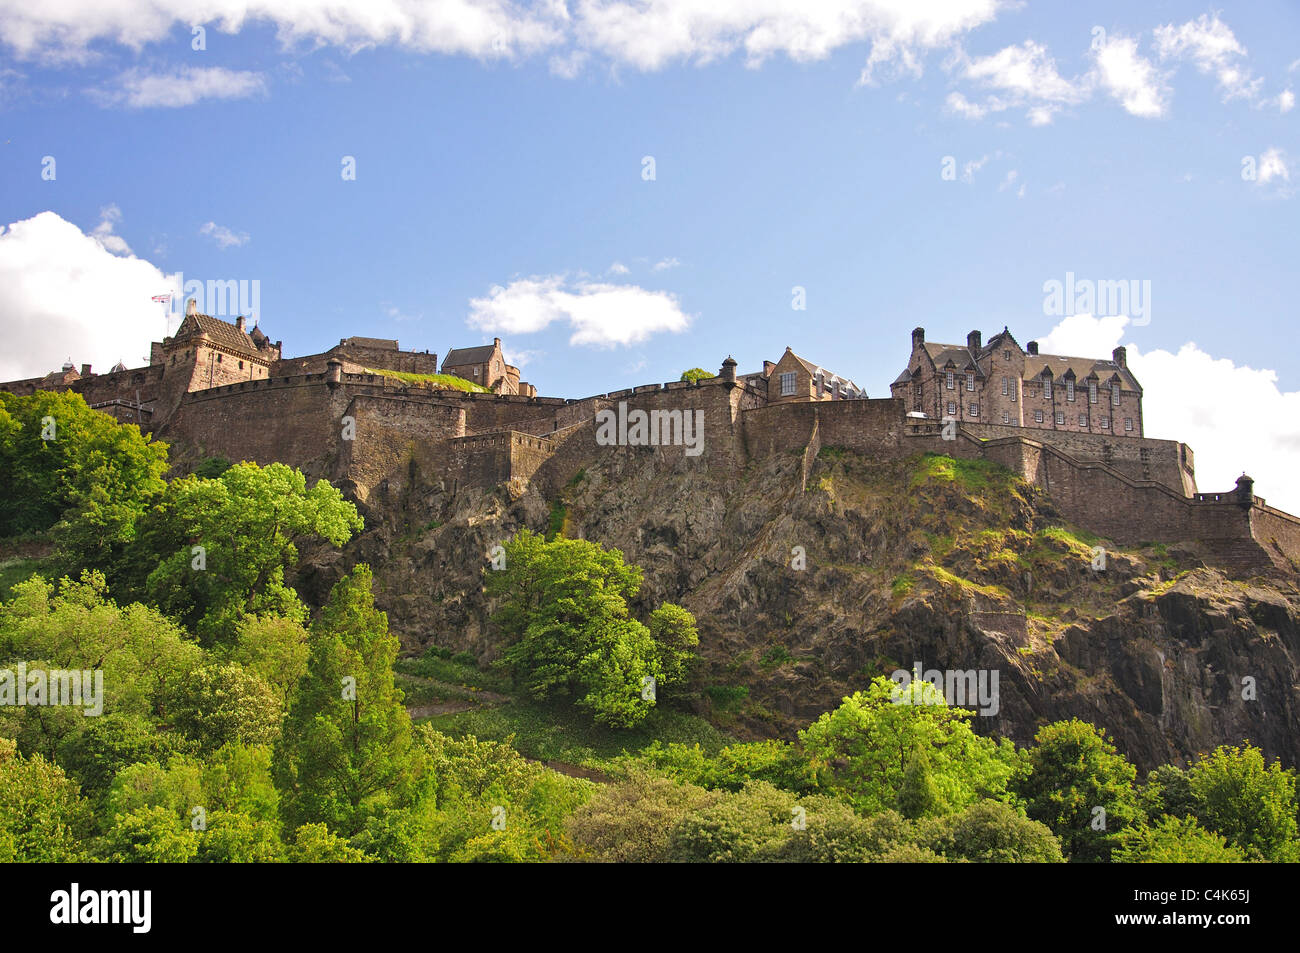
[901,330,1141,392]
[443,344,498,367]
[171,313,261,355]
[785,349,866,397]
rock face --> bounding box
[295,445,1300,772]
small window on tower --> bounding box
[216,353,222,363]
[1002,412,1010,424]
[1003,350,1010,360]
[239,361,244,370]
[1034,410,1044,423]
[1055,412,1065,425]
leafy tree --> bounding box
[667,780,800,862]
[1186,744,1299,862]
[105,757,203,826]
[195,810,284,862]
[272,565,422,835]
[679,369,715,383]
[98,805,199,862]
[226,615,309,708]
[165,662,282,751]
[200,743,279,821]
[0,738,93,861]
[919,800,1064,863]
[798,677,1020,815]
[56,712,174,800]
[0,391,169,577]
[143,462,362,644]
[566,771,720,863]
[487,529,698,727]
[192,455,232,479]
[1113,816,1248,863]
[1140,763,1197,821]
[1012,719,1141,862]
[286,822,372,862]
[450,826,541,863]
[897,749,942,819]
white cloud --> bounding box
[945,90,986,119]
[1255,147,1290,188]
[0,211,170,381]
[998,168,1018,191]
[607,261,629,275]
[1037,313,1300,514]
[651,256,680,271]
[467,274,690,347]
[1091,34,1170,118]
[199,220,250,249]
[952,40,1087,125]
[94,66,267,108]
[90,204,132,255]
[1154,13,1260,102]
[1275,89,1294,113]
[0,0,1006,82]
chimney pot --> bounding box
[967,330,982,350]
[911,327,925,349]
[236,316,246,331]
[80,364,92,376]
[186,298,197,316]
[494,337,501,347]
[1027,341,1039,355]
[1113,346,1127,367]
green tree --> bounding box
[798,677,1020,815]
[195,810,284,862]
[143,462,362,644]
[897,749,942,819]
[98,805,199,862]
[165,662,283,751]
[1012,719,1141,862]
[286,822,373,862]
[647,602,699,685]
[1140,763,1197,820]
[1186,744,1299,862]
[272,565,422,835]
[226,615,309,708]
[919,800,1064,863]
[567,771,719,863]
[1113,815,1248,863]
[0,391,169,577]
[679,369,715,383]
[0,738,93,861]
[56,712,174,801]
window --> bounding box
[1003,350,1011,360]
[1066,380,1075,401]
[1089,382,1097,403]
[780,372,796,396]
[1111,386,1121,407]
[216,353,222,363]
[970,403,979,417]
[1044,380,1052,399]
[946,371,954,389]
[1002,412,1010,424]
[239,360,244,370]
[946,401,956,416]
[1079,414,1088,426]
[1124,417,1134,431]
[1055,412,1065,425]
[1100,416,1110,429]
[966,373,975,392]
[1034,410,1044,423]
[1001,377,1009,395]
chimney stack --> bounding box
[967,330,982,351]
[1112,346,1127,367]
[236,316,246,331]
[911,327,925,350]
[494,337,501,348]
[186,298,198,316]
[80,364,92,376]
[1027,341,1039,355]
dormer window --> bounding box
[946,371,954,390]
[1089,382,1097,404]
[966,373,975,392]
[1111,385,1121,407]
[1043,379,1052,399]
[1066,380,1075,401]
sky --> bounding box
[0,1,1298,507]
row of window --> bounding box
[949,372,1123,408]
[945,402,1136,431]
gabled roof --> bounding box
[443,344,498,367]
[779,348,865,396]
[171,313,261,356]
[1026,355,1140,391]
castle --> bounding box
[4,310,1299,576]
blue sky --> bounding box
[1,1,1298,504]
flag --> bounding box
[151,294,171,302]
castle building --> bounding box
[739,346,866,403]
[890,327,1144,437]
[441,337,535,397]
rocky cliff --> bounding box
[293,444,1300,772]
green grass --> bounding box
[759,645,796,669]
[891,572,915,598]
[422,699,728,768]
[0,556,43,599]
[704,684,750,711]
[363,368,488,393]
[909,453,1007,491]
[396,647,510,693]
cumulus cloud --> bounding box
[1276,89,1295,113]
[0,0,1006,82]
[199,220,250,249]
[90,204,132,255]
[651,256,680,271]
[0,211,170,381]
[1036,313,1300,514]
[1091,33,1170,118]
[607,261,629,275]
[467,274,690,347]
[93,66,267,108]
[954,40,1087,124]
[1154,13,1260,103]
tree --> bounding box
[286,823,372,863]
[679,369,715,383]
[56,712,174,801]
[919,800,1064,863]
[142,462,362,644]
[0,738,93,861]
[0,391,169,577]
[272,565,422,835]
[98,806,199,863]
[1113,816,1248,863]
[487,529,698,727]
[897,749,942,819]
[567,771,719,863]
[1140,763,1197,820]
[165,662,283,751]
[226,615,309,708]
[1012,719,1141,862]
[798,677,1020,815]
[195,811,284,862]
[1186,744,1299,862]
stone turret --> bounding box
[326,358,343,388]
[720,355,737,383]
[1236,473,1254,508]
